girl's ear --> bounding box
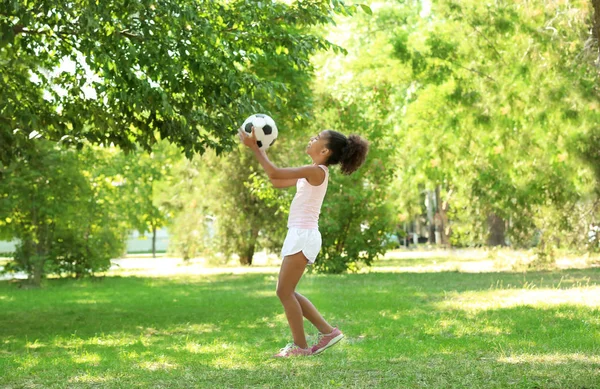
[321,148,331,156]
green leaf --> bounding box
[359,4,372,15]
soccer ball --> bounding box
[241,114,278,150]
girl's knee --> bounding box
[276,285,294,300]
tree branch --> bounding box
[119,29,143,40]
[13,25,49,36]
[13,24,143,42]
[453,63,496,82]
[468,22,508,66]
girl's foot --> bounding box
[311,327,344,355]
[273,343,313,358]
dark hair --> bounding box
[324,130,369,175]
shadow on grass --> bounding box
[1,268,599,388]
[0,274,282,340]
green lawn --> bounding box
[1,253,599,388]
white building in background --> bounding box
[127,228,170,253]
[0,228,171,256]
[0,240,16,254]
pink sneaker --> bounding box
[311,327,344,355]
[273,343,313,358]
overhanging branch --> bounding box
[12,24,143,41]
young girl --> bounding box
[238,127,369,357]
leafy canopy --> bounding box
[0,0,358,166]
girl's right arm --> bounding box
[270,178,298,188]
[238,127,324,185]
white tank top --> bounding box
[287,165,329,229]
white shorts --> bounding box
[281,228,322,264]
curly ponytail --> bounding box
[324,130,369,175]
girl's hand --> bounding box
[238,127,259,150]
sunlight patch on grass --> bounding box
[373,249,600,273]
[369,258,497,273]
[16,355,40,369]
[169,340,257,367]
[25,340,46,350]
[210,355,255,369]
[369,249,496,273]
[139,356,179,371]
[55,333,140,349]
[239,316,277,330]
[71,352,101,366]
[53,324,220,351]
[69,373,117,384]
[498,353,600,365]
[158,323,218,336]
[425,319,509,338]
[119,350,142,361]
[170,341,219,356]
[106,260,279,278]
[379,310,401,320]
[181,341,203,354]
[71,298,109,304]
[439,287,600,312]
[170,342,258,369]
[250,290,274,298]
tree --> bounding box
[309,21,400,271]
[592,0,600,64]
[116,140,179,257]
[211,147,288,265]
[368,0,599,250]
[305,91,396,273]
[0,141,127,285]
[156,151,220,261]
[0,0,358,169]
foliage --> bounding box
[114,140,179,257]
[295,5,405,272]
[306,90,397,273]
[156,150,220,261]
[0,0,373,267]
[573,126,600,189]
[210,147,288,265]
[0,141,127,284]
[0,0,358,169]
[343,0,600,251]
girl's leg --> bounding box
[294,292,334,335]
[276,251,309,349]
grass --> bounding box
[1,251,599,388]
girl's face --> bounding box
[306,130,330,160]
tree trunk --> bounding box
[434,186,451,246]
[31,263,43,286]
[30,250,45,287]
[592,0,600,65]
[238,227,260,266]
[152,224,157,258]
[486,213,506,247]
[426,190,436,244]
[238,245,255,266]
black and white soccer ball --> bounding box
[241,114,278,150]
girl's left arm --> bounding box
[238,128,324,184]
[252,148,316,180]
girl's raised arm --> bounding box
[238,128,325,186]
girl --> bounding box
[238,127,369,357]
